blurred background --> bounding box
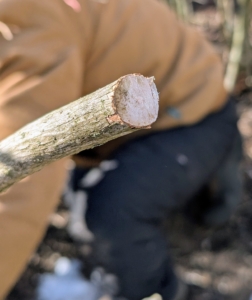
[6,1,252,299]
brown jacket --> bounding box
[0,1,228,297]
[0,0,227,144]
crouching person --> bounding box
[70,96,242,300]
[0,0,242,299]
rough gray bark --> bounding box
[0,74,159,192]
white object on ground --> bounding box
[37,257,99,300]
[37,257,118,300]
[63,159,118,242]
[67,190,94,242]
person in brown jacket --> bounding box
[0,0,242,299]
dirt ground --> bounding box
[5,4,252,300]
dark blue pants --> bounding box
[77,99,242,300]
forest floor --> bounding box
[6,4,252,300]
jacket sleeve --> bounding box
[0,0,85,140]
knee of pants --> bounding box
[202,129,244,226]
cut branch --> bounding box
[0,74,159,192]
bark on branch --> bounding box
[0,74,159,192]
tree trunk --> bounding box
[0,74,159,192]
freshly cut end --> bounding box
[113,74,159,128]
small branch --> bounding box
[0,74,159,192]
[164,0,192,22]
[224,0,249,92]
[175,0,192,22]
